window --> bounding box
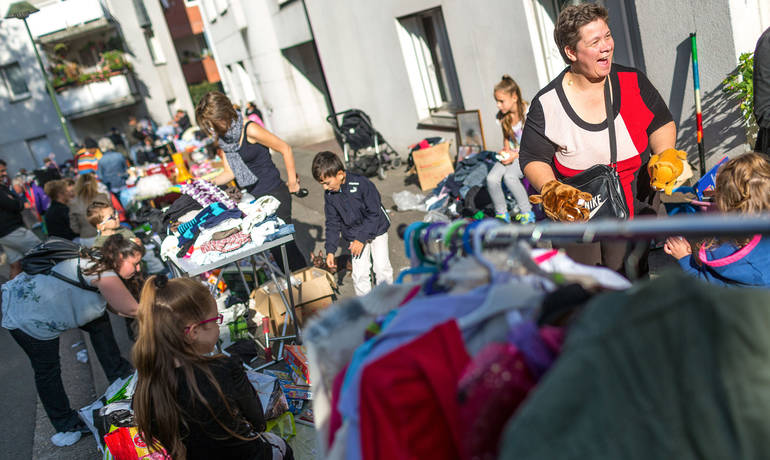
[396,7,463,119]
[214,0,228,15]
[1,63,30,100]
[26,136,54,168]
[145,29,167,65]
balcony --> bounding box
[26,0,112,43]
[56,71,139,119]
[181,56,221,84]
[165,1,204,39]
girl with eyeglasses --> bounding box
[133,275,293,460]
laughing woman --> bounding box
[519,2,676,273]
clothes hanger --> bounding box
[395,222,437,284]
[457,219,544,329]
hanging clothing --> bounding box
[499,273,770,459]
[359,320,470,460]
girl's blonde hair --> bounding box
[195,91,238,138]
[715,152,770,214]
[701,152,770,251]
[74,173,100,205]
[132,276,255,459]
[494,75,526,146]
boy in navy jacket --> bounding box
[312,151,393,295]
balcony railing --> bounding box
[26,0,109,39]
[56,71,139,118]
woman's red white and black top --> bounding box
[519,64,673,217]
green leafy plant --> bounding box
[188,81,223,106]
[101,50,129,71]
[53,43,68,57]
[722,52,757,143]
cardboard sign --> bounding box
[250,267,337,337]
[411,142,454,191]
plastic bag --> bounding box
[393,190,427,211]
[246,370,278,414]
[423,210,451,223]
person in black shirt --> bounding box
[0,159,41,278]
[754,27,770,156]
[43,180,77,240]
[133,276,293,460]
[196,91,307,271]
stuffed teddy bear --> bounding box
[529,180,592,222]
[648,148,692,195]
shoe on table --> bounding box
[515,211,536,224]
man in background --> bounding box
[0,160,41,279]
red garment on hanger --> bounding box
[359,320,470,460]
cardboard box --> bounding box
[284,345,310,385]
[411,142,454,191]
[250,267,337,336]
[279,382,312,400]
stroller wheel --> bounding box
[377,166,387,180]
[391,157,402,168]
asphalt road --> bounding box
[0,326,36,459]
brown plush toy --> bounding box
[648,148,692,195]
[529,180,593,222]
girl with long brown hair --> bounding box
[664,152,770,286]
[485,75,534,223]
[133,275,292,460]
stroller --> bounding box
[327,109,401,179]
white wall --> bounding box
[105,0,193,126]
[635,0,765,170]
[201,0,331,146]
[305,0,542,155]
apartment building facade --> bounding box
[0,0,194,172]
[201,0,769,167]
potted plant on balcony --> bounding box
[100,50,129,73]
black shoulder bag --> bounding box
[562,77,630,220]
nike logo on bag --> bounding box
[588,196,607,219]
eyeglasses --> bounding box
[100,211,119,225]
[184,314,223,334]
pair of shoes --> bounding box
[494,212,511,223]
[515,211,536,224]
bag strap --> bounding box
[51,256,99,292]
[604,76,617,168]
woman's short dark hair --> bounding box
[312,151,345,181]
[554,3,609,64]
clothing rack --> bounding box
[400,213,770,261]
